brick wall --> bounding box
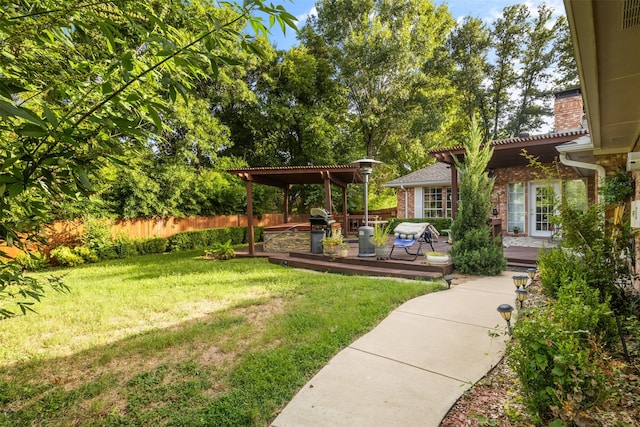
[595,153,627,175]
[554,91,584,131]
[395,187,415,218]
[490,163,591,236]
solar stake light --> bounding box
[515,288,528,309]
[512,275,528,289]
[527,268,537,280]
[497,304,514,335]
[443,275,453,289]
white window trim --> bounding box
[414,187,424,218]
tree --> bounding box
[443,16,492,142]
[505,4,557,137]
[552,15,580,89]
[0,0,296,318]
[487,4,529,141]
[307,0,455,164]
[449,119,506,275]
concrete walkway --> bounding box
[271,271,520,427]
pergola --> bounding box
[227,164,364,255]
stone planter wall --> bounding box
[263,230,310,252]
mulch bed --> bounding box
[440,277,640,426]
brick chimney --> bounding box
[554,88,585,131]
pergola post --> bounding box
[342,187,348,232]
[245,176,255,255]
[323,172,332,213]
[283,186,289,224]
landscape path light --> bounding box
[527,268,537,285]
[497,303,514,335]
[515,288,528,309]
[512,275,528,289]
[443,274,453,289]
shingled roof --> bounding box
[383,162,452,187]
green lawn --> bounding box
[0,250,443,426]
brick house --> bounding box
[384,88,597,239]
[563,0,640,289]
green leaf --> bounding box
[535,353,547,369]
[71,165,93,191]
[122,51,134,72]
[0,100,46,127]
[146,104,163,131]
[98,21,116,53]
[41,105,58,128]
[16,123,48,137]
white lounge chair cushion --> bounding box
[393,222,440,240]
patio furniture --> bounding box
[389,222,440,261]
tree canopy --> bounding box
[0,0,296,318]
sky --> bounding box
[265,0,566,50]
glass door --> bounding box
[529,182,560,238]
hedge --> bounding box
[167,226,263,252]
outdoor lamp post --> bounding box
[444,274,453,289]
[497,304,514,335]
[353,158,382,257]
[512,275,528,289]
[515,288,528,309]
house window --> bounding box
[446,188,452,218]
[423,187,443,218]
[564,179,587,211]
[507,182,525,233]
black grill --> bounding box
[310,208,335,236]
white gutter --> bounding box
[558,153,605,204]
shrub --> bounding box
[537,247,585,299]
[94,242,119,260]
[113,235,138,258]
[51,246,84,267]
[450,228,506,275]
[204,239,236,260]
[72,246,99,263]
[82,216,113,250]
[167,226,256,252]
[135,237,168,254]
[15,251,49,271]
[449,119,505,275]
[508,278,612,423]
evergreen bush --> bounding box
[135,237,168,254]
[449,119,506,275]
[167,226,257,252]
[113,235,138,258]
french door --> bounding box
[529,182,560,238]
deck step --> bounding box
[288,251,451,274]
[268,254,445,280]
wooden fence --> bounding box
[3,208,397,258]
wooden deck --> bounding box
[237,235,545,280]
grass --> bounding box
[0,250,443,426]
